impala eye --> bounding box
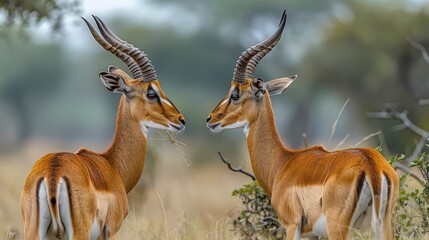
[231,91,240,101]
[147,89,158,100]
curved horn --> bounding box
[82,16,158,82]
[92,16,142,79]
[232,10,287,83]
[92,16,158,82]
[82,17,142,79]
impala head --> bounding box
[207,10,297,135]
[83,16,185,135]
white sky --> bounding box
[28,0,429,54]
[31,0,199,51]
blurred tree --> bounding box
[0,0,80,35]
[0,38,66,148]
[300,0,429,153]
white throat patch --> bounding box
[225,120,250,137]
[140,121,168,137]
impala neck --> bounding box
[246,95,291,196]
[102,96,147,193]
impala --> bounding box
[20,16,185,239]
[207,10,398,240]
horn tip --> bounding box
[108,65,118,73]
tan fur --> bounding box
[208,79,399,240]
[20,70,184,239]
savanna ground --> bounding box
[0,137,252,240]
[1,139,428,240]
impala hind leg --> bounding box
[381,194,397,240]
[323,183,356,239]
[284,223,301,240]
[21,180,51,240]
[324,213,350,240]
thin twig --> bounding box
[174,209,186,240]
[133,206,138,240]
[334,133,350,150]
[154,188,169,240]
[217,152,255,181]
[352,131,382,148]
[155,130,192,167]
[377,132,390,156]
[328,98,350,147]
[302,133,308,148]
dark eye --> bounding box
[147,89,158,100]
[231,91,239,101]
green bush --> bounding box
[231,181,285,240]
[390,153,429,239]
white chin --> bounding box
[139,121,168,137]
[209,126,223,134]
[224,121,247,130]
[140,121,185,137]
[209,121,249,136]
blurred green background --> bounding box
[1,0,429,158]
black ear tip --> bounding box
[291,75,298,80]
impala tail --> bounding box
[37,176,72,239]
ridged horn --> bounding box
[232,10,287,83]
[82,16,158,82]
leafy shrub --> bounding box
[390,153,429,239]
[231,181,285,240]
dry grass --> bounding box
[0,138,249,239]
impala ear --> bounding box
[251,77,266,101]
[99,71,131,94]
[265,75,297,96]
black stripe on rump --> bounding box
[356,171,366,199]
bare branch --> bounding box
[418,98,429,106]
[408,37,429,65]
[217,152,256,181]
[396,162,425,186]
[368,107,429,164]
[411,137,427,163]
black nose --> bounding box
[179,117,186,125]
[206,116,211,123]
